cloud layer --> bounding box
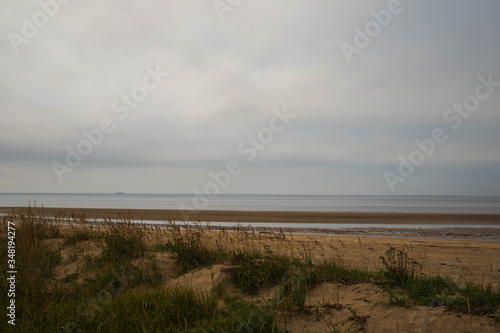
[1,0,499,195]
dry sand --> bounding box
[31,207,500,332]
[147,231,500,332]
[48,223,500,332]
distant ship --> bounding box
[115,192,125,194]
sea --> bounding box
[1,193,500,214]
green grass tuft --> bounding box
[164,232,228,273]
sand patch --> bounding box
[284,282,500,332]
[151,252,178,280]
[164,264,231,294]
[52,240,102,281]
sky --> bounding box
[1,0,499,196]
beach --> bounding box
[3,206,500,241]
[3,207,500,223]
[2,206,500,331]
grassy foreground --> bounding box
[1,208,499,332]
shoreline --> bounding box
[1,207,500,224]
[2,207,500,241]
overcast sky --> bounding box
[1,0,499,195]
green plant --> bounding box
[64,228,98,246]
[150,242,170,252]
[62,272,79,283]
[99,220,147,262]
[230,250,292,295]
[380,247,421,286]
[347,307,368,331]
[211,280,226,298]
[165,232,227,273]
[445,283,500,316]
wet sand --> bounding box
[1,207,499,224]
[3,206,500,241]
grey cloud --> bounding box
[1,0,499,195]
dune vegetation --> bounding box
[1,207,499,332]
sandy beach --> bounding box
[46,218,500,331]
[3,206,500,331]
[2,207,500,224]
[3,207,500,241]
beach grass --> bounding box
[1,207,499,332]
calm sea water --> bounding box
[1,193,500,214]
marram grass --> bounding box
[1,207,499,332]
